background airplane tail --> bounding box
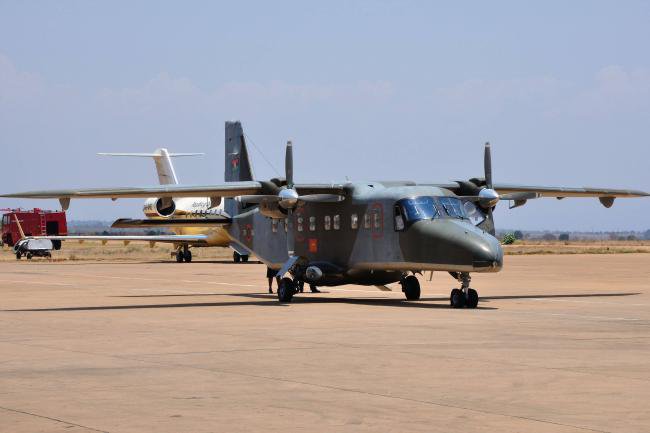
[98,149,203,185]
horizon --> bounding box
[1,2,649,230]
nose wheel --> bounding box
[450,273,478,309]
[277,277,296,303]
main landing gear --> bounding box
[450,273,478,309]
[401,275,421,301]
[175,245,192,263]
[233,251,249,263]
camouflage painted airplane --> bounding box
[3,127,648,308]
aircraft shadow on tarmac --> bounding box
[4,291,640,313]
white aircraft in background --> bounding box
[19,122,254,263]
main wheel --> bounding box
[450,288,466,308]
[233,252,241,263]
[402,275,421,301]
[176,251,184,263]
[241,254,249,263]
[466,288,478,309]
[277,278,295,303]
[183,249,192,263]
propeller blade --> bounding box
[286,209,295,256]
[237,195,281,204]
[298,194,345,203]
[285,141,294,189]
[484,142,493,189]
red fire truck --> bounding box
[1,208,67,249]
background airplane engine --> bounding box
[143,198,177,217]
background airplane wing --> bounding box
[26,234,210,245]
[111,217,231,228]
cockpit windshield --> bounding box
[395,196,470,230]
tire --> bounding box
[466,288,479,309]
[241,255,249,263]
[277,277,295,303]
[450,288,466,309]
[233,252,241,263]
[26,253,33,260]
[184,250,192,263]
[176,251,184,263]
[402,275,421,301]
[16,252,21,260]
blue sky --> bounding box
[1,1,649,230]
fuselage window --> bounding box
[309,216,316,231]
[297,216,304,232]
[351,213,358,229]
[324,215,331,231]
[363,213,371,229]
[271,219,278,233]
[333,214,341,230]
[373,211,381,229]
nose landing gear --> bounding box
[450,273,478,309]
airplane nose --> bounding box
[470,232,503,272]
[403,220,503,272]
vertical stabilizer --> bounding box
[152,148,178,185]
[225,121,254,182]
[225,121,254,217]
[98,149,204,185]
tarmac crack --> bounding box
[3,340,615,433]
[0,405,108,432]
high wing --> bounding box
[492,184,648,198]
[26,234,210,245]
[1,182,348,209]
[421,181,648,207]
[1,182,263,200]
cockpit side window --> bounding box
[396,197,439,228]
[463,200,486,226]
[394,205,405,231]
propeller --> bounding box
[478,142,499,209]
[237,141,344,208]
[237,141,345,257]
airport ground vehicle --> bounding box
[14,238,53,259]
[1,208,66,248]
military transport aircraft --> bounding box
[3,134,647,308]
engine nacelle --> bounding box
[259,200,286,219]
[143,198,177,217]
